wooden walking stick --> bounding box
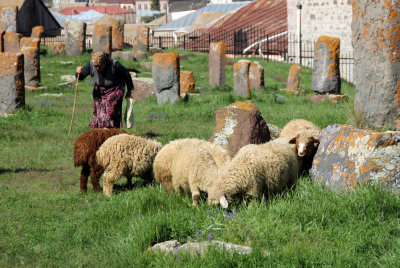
[68,67,81,136]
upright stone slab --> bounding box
[92,24,112,54]
[286,64,302,94]
[102,17,124,51]
[21,47,40,87]
[233,60,251,98]
[0,52,24,114]
[20,37,40,49]
[0,6,17,32]
[31,26,45,39]
[152,52,180,104]
[3,32,22,52]
[65,21,86,57]
[353,0,400,130]
[249,61,264,90]
[310,124,400,193]
[209,42,226,88]
[312,36,341,94]
[49,42,65,55]
[180,71,195,94]
[134,24,149,54]
[209,101,271,156]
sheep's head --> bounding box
[289,132,320,157]
[208,183,230,208]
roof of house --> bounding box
[97,0,135,3]
[155,2,250,32]
[60,5,134,15]
[0,0,25,7]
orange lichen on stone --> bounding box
[210,42,227,54]
[316,36,340,77]
[31,26,45,38]
[20,37,40,49]
[362,23,371,40]
[213,108,234,134]
[180,71,195,93]
[230,101,257,112]
[153,52,179,72]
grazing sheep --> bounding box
[74,128,134,192]
[208,137,299,208]
[170,146,231,206]
[153,138,231,193]
[96,134,162,196]
[279,119,321,172]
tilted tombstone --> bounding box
[65,21,86,57]
[353,0,400,130]
[152,52,180,104]
[0,52,24,114]
[249,61,264,90]
[233,60,251,98]
[92,24,112,54]
[3,32,22,52]
[310,124,400,193]
[312,36,341,94]
[285,64,302,94]
[209,101,271,156]
[0,6,17,32]
[209,42,227,88]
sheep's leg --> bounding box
[90,165,104,193]
[189,183,200,206]
[80,164,90,193]
[102,170,119,197]
[126,176,133,190]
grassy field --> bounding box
[0,48,399,267]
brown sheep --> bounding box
[73,128,136,192]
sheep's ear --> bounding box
[219,196,229,208]
[313,138,320,147]
[289,135,298,144]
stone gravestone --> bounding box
[49,42,66,55]
[65,21,86,57]
[20,37,40,49]
[249,61,264,90]
[233,60,251,98]
[310,124,400,194]
[31,26,45,39]
[0,6,17,32]
[0,52,24,114]
[209,101,271,156]
[92,24,112,54]
[3,32,22,52]
[20,37,40,87]
[209,42,227,88]
[180,71,195,94]
[152,52,180,104]
[353,0,400,130]
[134,24,149,55]
[285,64,302,94]
[312,36,341,94]
[102,16,124,51]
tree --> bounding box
[151,0,160,11]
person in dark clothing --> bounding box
[76,52,134,128]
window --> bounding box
[138,4,141,10]
[144,4,147,10]
[163,4,166,11]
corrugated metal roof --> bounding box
[155,2,250,32]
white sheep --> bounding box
[170,146,231,206]
[153,138,231,193]
[96,134,162,197]
[207,137,299,208]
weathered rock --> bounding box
[31,26,45,39]
[149,47,162,54]
[92,24,112,54]
[267,123,281,140]
[209,101,271,156]
[148,240,269,257]
[20,37,40,49]
[233,60,251,97]
[180,70,195,94]
[139,61,152,70]
[309,94,349,104]
[0,52,24,114]
[310,124,400,193]
[0,6,17,32]
[3,32,22,52]
[21,47,40,87]
[65,21,86,56]
[134,51,147,60]
[49,42,66,55]
[131,77,155,103]
[312,36,341,94]
[352,0,400,130]
[152,52,180,104]
[249,61,264,90]
[134,24,149,53]
[60,75,76,82]
[101,16,124,51]
[285,64,302,94]
[111,51,134,62]
[209,42,226,88]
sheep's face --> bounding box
[289,134,320,157]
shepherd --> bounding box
[75,52,134,128]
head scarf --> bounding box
[92,52,108,67]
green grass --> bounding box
[0,48,399,267]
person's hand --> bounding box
[76,66,83,74]
[125,91,132,98]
